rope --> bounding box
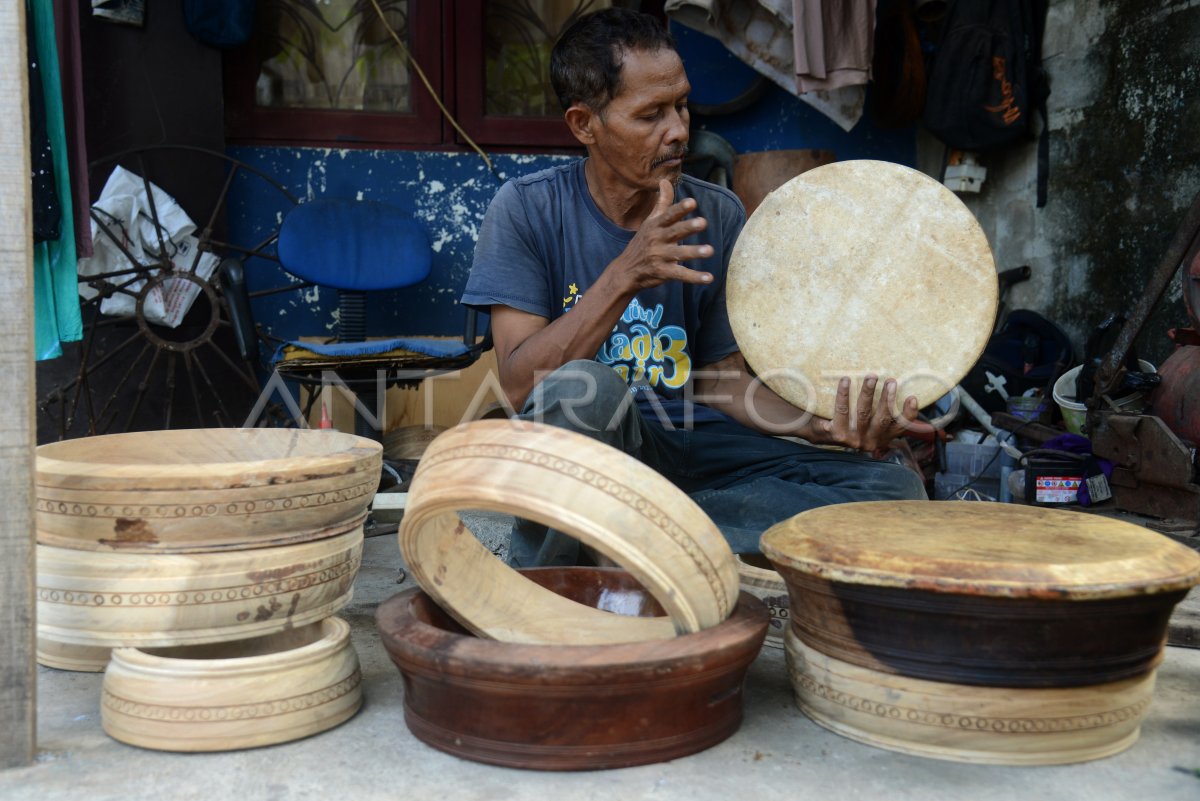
[368,0,500,180]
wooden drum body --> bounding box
[735,554,790,649]
[786,629,1155,766]
[38,525,363,648]
[376,567,769,770]
[399,420,740,644]
[102,617,362,751]
[36,428,381,553]
[762,501,1200,688]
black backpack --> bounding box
[922,0,1050,205]
[960,309,1074,416]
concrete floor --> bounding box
[4,514,1200,801]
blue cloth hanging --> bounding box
[30,0,83,361]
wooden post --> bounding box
[0,0,37,769]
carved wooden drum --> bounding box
[36,428,381,553]
[735,554,789,649]
[37,524,363,649]
[399,420,740,644]
[761,501,1200,688]
[727,160,998,419]
[376,567,768,770]
[785,628,1156,765]
[102,617,362,751]
[763,501,1200,764]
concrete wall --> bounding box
[919,0,1200,366]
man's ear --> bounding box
[564,103,598,146]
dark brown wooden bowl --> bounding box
[777,570,1183,687]
[375,567,768,770]
[761,501,1200,688]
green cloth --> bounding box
[31,0,83,361]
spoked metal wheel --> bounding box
[36,146,299,441]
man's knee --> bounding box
[521,359,631,433]
[875,460,928,501]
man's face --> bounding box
[586,47,691,191]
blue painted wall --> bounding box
[226,31,915,343]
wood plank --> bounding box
[0,0,36,768]
[303,348,506,433]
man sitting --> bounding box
[462,8,927,566]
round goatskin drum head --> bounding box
[726,160,998,420]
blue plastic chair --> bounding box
[222,198,488,436]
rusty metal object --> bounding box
[1150,345,1200,445]
[1092,189,1200,401]
[37,146,298,439]
[1187,237,1200,330]
[1090,412,1200,521]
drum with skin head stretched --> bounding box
[761,501,1200,688]
[762,500,1200,764]
[727,160,998,420]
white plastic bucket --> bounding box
[1052,360,1155,434]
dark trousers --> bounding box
[509,360,927,566]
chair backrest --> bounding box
[277,198,432,291]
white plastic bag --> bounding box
[77,165,219,328]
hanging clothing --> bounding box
[54,0,92,257]
[792,0,876,94]
[665,0,874,131]
[29,0,84,361]
[29,15,61,244]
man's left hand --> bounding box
[811,375,929,455]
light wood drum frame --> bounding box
[37,525,363,648]
[399,420,740,644]
[786,628,1154,765]
[36,428,381,553]
[102,617,362,752]
[727,160,998,420]
[36,639,111,673]
[735,554,790,649]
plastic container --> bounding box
[1052,361,1155,434]
[934,472,1001,501]
[1006,394,1050,424]
[944,441,1003,479]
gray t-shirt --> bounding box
[462,159,745,414]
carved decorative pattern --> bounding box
[419,442,729,611]
[789,663,1151,733]
[103,668,362,721]
[37,553,361,609]
[36,479,376,519]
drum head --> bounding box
[727,160,997,419]
[760,500,1200,598]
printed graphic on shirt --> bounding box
[594,297,690,390]
[562,282,580,310]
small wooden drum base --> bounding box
[101,617,362,752]
[36,639,111,672]
[785,628,1154,765]
[735,554,789,649]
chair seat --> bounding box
[273,337,477,383]
[277,199,432,291]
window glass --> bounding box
[483,0,615,117]
[253,0,413,113]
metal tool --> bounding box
[1085,188,1200,525]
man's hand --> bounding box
[610,179,715,292]
[809,375,929,454]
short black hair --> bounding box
[550,8,676,114]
